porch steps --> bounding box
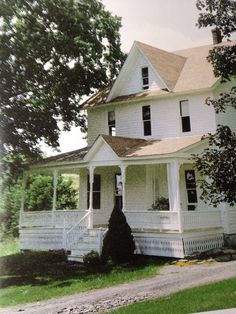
[67,228,106,263]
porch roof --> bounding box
[30,135,203,170]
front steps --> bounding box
[68,228,105,263]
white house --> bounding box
[19,32,236,261]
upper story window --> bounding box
[141,67,149,90]
[108,111,116,136]
[142,105,151,136]
[180,100,191,132]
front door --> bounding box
[114,174,123,210]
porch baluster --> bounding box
[20,173,28,227]
[88,166,95,228]
[167,161,183,233]
[120,165,127,211]
[52,169,58,227]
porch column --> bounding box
[120,165,127,211]
[20,173,28,227]
[167,161,183,233]
[88,166,95,228]
[52,169,58,226]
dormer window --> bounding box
[108,111,116,136]
[142,105,151,136]
[141,67,149,90]
[180,100,191,132]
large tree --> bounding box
[195,0,236,206]
[0,0,125,158]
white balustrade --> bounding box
[183,210,222,230]
[65,211,90,250]
[124,210,179,230]
[20,210,87,228]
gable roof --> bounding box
[31,135,203,169]
[136,41,186,91]
[82,40,236,109]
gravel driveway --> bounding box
[1,260,236,314]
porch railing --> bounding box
[65,211,90,250]
[124,210,179,230]
[182,210,222,230]
[20,210,87,229]
[124,209,223,231]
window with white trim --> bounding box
[185,170,197,211]
[142,105,151,136]
[180,100,191,132]
[141,67,149,90]
[108,111,116,136]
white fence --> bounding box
[20,210,87,229]
[182,210,222,230]
[124,210,179,230]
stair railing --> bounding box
[64,210,90,250]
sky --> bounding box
[43,0,216,156]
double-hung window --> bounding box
[180,100,191,132]
[142,105,151,136]
[185,170,197,211]
[87,174,101,209]
[141,67,149,90]
[108,111,116,136]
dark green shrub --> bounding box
[83,250,101,267]
[102,206,135,264]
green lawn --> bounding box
[0,239,165,307]
[112,278,236,314]
[0,238,19,257]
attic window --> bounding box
[142,105,151,136]
[141,67,149,90]
[108,111,116,136]
[180,100,191,133]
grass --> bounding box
[0,237,19,257]
[0,239,166,307]
[112,278,236,314]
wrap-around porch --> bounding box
[20,134,234,258]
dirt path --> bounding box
[1,260,236,314]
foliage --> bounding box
[102,206,135,264]
[195,0,236,205]
[83,250,102,268]
[0,0,125,157]
[0,175,78,237]
[205,86,236,113]
[195,126,236,206]
[196,0,236,38]
[112,278,236,314]
[0,245,164,307]
[150,197,169,211]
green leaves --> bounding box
[196,0,236,38]
[0,0,125,156]
[195,126,236,206]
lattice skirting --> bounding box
[183,233,224,256]
[19,228,64,250]
[133,233,185,258]
[133,231,224,258]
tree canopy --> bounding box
[0,0,125,157]
[195,0,236,206]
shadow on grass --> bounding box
[0,251,168,290]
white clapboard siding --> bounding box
[87,93,217,145]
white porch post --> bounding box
[88,166,95,228]
[20,173,28,227]
[52,169,58,227]
[167,161,183,233]
[120,165,127,211]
